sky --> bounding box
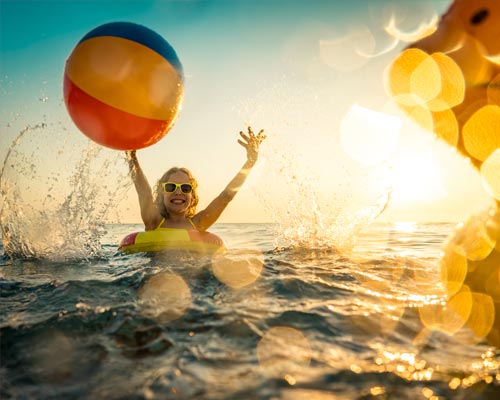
[0,0,495,224]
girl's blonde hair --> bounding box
[154,167,199,218]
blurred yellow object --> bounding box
[388,0,500,346]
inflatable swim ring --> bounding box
[118,229,225,254]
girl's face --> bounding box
[162,171,193,216]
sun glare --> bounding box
[393,221,417,233]
[387,153,446,205]
[340,104,402,165]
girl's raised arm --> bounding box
[126,150,161,230]
[193,127,266,231]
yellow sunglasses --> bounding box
[161,182,193,194]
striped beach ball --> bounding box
[63,22,184,150]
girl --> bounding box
[126,127,266,232]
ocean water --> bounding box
[1,222,499,400]
[1,124,499,399]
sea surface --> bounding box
[1,222,499,399]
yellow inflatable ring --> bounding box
[118,228,225,254]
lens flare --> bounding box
[465,293,495,343]
[211,249,264,289]
[432,108,459,147]
[463,105,500,162]
[257,326,311,374]
[319,25,376,72]
[386,49,465,112]
[384,14,438,43]
[340,104,402,165]
[439,246,467,296]
[138,272,191,323]
[450,211,497,261]
[418,285,472,335]
[481,149,500,200]
[386,0,500,348]
[386,48,431,107]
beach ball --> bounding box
[63,22,184,150]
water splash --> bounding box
[235,80,392,252]
[253,136,392,253]
[0,122,130,260]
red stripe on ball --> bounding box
[64,74,173,150]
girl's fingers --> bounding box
[241,128,265,146]
[240,131,250,142]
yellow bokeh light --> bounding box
[138,272,191,323]
[407,104,434,132]
[257,326,311,371]
[465,292,495,343]
[439,247,467,296]
[418,286,472,335]
[422,387,434,399]
[426,52,465,112]
[370,386,386,396]
[278,389,339,400]
[386,49,464,151]
[451,213,496,261]
[484,267,500,302]
[410,54,441,104]
[480,149,500,201]
[449,377,461,390]
[387,50,464,112]
[432,108,459,147]
[486,208,500,251]
[387,48,432,106]
[391,0,500,349]
[463,105,500,162]
[468,247,500,277]
[211,249,264,289]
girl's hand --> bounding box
[125,150,137,160]
[238,127,266,165]
[125,150,138,170]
